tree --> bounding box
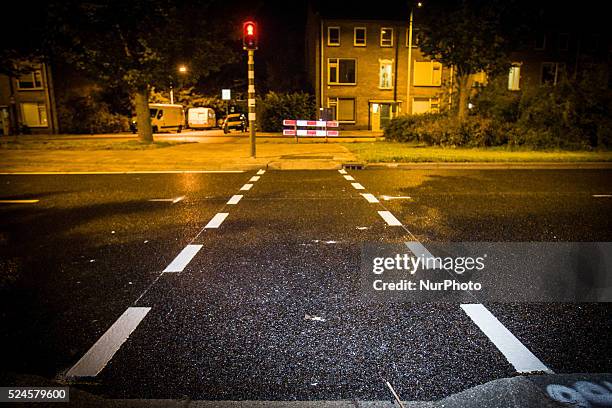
[416,0,515,120]
[46,0,238,142]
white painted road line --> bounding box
[351,183,365,190]
[240,184,253,191]
[0,171,244,175]
[378,210,403,226]
[163,244,203,273]
[148,196,185,204]
[0,199,39,204]
[381,195,412,201]
[344,175,355,181]
[461,304,552,374]
[249,176,260,182]
[360,193,380,203]
[405,241,435,261]
[257,169,266,175]
[227,195,243,205]
[593,194,612,198]
[205,212,229,229]
[66,307,151,378]
[338,169,347,174]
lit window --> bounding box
[413,61,442,86]
[380,27,393,47]
[328,58,356,85]
[17,70,43,90]
[20,102,48,127]
[354,27,366,46]
[328,27,340,46]
[508,65,521,90]
[379,60,393,89]
[328,98,355,122]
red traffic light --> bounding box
[242,21,258,50]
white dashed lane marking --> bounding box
[461,304,552,373]
[377,210,403,226]
[205,213,229,229]
[249,176,260,182]
[593,194,612,198]
[227,195,243,205]
[338,169,347,174]
[148,196,185,204]
[351,183,365,190]
[360,193,380,203]
[343,175,355,181]
[163,244,203,273]
[257,169,266,175]
[66,307,151,378]
[240,184,253,191]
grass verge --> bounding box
[341,142,612,163]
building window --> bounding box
[508,65,521,90]
[541,62,565,85]
[328,58,356,85]
[327,27,340,46]
[412,97,439,114]
[20,102,48,127]
[354,27,366,46]
[535,34,546,50]
[558,33,569,51]
[413,61,442,86]
[380,27,393,47]
[328,98,356,122]
[406,29,419,47]
[16,70,44,90]
[379,60,393,89]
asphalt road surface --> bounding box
[0,169,610,402]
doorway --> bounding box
[370,102,393,131]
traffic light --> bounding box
[242,21,258,50]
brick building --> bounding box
[306,13,454,130]
[0,63,59,135]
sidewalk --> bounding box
[0,137,359,172]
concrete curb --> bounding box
[363,161,612,170]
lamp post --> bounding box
[170,65,188,104]
[406,2,422,115]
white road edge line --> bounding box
[360,193,379,203]
[344,175,355,181]
[0,171,244,175]
[338,169,347,174]
[163,244,203,273]
[249,176,260,182]
[0,199,39,204]
[351,183,365,190]
[378,210,402,226]
[461,304,552,374]
[227,195,243,205]
[593,194,612,198]
[205,212,229,229]
[257,169,266,175]
[240,184,253,191]
[66,307,151,378]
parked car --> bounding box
[221,113,247,133]
[187,107,216,129]
[130,104,185,133]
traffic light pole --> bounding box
[247,49,256,158]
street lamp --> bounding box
[406,1,423,115]
[170,65,188,104]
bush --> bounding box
[58,95,129,134]
[257,92,316,132]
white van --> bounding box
[187,107,216,129]
[131,104,185,133]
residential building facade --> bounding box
[0,63,59,135]
[306,15,453,130]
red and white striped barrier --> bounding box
[282,119,340,140]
